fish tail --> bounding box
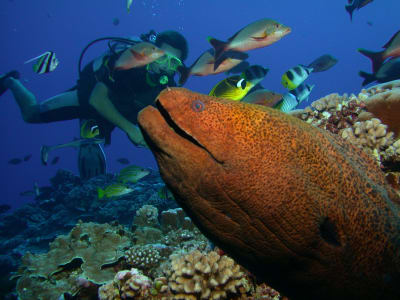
[208,36,227,60]
[214,50,249,71]
[177,65,191,86]
[345,5,354,21]
[358,71,376,86]
[357,48,384,73]
[98,188,105,199]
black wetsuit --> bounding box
[39,52,175,144]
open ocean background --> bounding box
[1,0,399,209]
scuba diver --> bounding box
[0,30,189,179]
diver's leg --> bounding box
[4,77,79,123]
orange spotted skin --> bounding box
[138,88,400,300]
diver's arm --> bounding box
[89,82,147,147]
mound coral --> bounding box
[14,221,132,300]
[167,250,251,299]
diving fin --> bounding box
[78,119,106,180]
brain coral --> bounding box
[167,250,250,299]
[14,221,131,300]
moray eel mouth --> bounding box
[138,97,221,163]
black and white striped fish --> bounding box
[24,51,59,74]
[242,64,269,86]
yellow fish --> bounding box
[97,183,133,199]
[117,165,150,183]
[209,75,253,101]
[80,119,100,139]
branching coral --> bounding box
[167,250,251,299]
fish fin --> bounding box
[24,52,50,64]
[177,65,191,86]
[357,48,384,73]
[382,30,400,49]
[214,51,249,71]
[208,36,227,61]
[98,188,105,199]
[358,71,376,86]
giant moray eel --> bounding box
[138,87,400,300]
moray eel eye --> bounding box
[191,100,205,112]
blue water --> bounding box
[0,0,399,210]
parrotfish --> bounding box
[138,87,400,300]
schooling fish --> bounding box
[40,138,104,165]
[281,64,313,90]
[23,154,32,162]
[209,76,253,101]
[80,119,100,139]
[178,49,248,85]
[116,158,130,165]
[98,183,134,199]
[358,30,400,73]
[307,54,338,72]
[117,165,150,183]
[114,42,165,70]
[359,57,400,86]
[208,18,291,70]
[345,0,374,21]
[24,51,59,74]
[8,158,22,165]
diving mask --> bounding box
[151,53,183,73]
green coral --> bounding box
[14,221,132,300]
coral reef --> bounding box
[13,221,132,299]
[167,250,251,299]
[292,81,400,172]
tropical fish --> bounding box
[241,89,283,107]
[114,42,165,70]
[358,30,400,73]
[242,65,269,86]
[209,75,253,101]
[208,18,291,69]
[51,156,60,165]
[178,49,248,85]
[8,158,22,165]
[40,138,104,165]
[117,165,150,183]
[116,158,130,165]
[98,183,134,199]
[80,119,100,139]
[225,61,250,75]
[157,186,175,201]
[138,87,400,300]
[307,54,338,72]
[23,154,32,162]
[281,64,313,90]
[359,57,400,86]
[126,0,133,12]
[274,83,314,112]
[24,51,59,74]
[345,0,374,20]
